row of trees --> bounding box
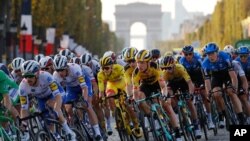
[184,0,250,50]
[7,0,123,56]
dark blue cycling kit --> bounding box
[235,56,250,80]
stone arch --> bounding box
[115,2,162,49]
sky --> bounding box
[101,0,218,31]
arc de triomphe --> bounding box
[115,2,163,49]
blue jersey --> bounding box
[179,52,203,72]
[235,56,250,80]
[202,51,233,78]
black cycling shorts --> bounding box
[140,81,161,98]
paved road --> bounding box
[107,118,230,141]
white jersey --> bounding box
[19,71,61,109]
[11,71,23,84]
[81,65,95,81]
[232,60,245,77]
[53,63,87,88]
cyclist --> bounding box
[160,55,202,138]
[202,42,246,126]
[179,45,215,129]
[39,56,54,74]
[53,55,103,140]
[132,49,182,141]
[98,56,142,138]
[34,54,44,62]
[59,49,72,61]
[19,60,76,141]
[11,57,25,84]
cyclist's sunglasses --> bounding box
[41,67,50,71]
[23,74,35,78]
[184,53,193,56]
[161,67,173,70]
[103,66,111,70]
[56,69,65,72]
[14,69,21,73]
[127,59,135,63]
[239,54,248,58]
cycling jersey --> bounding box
[97,64,126,96]
[53,63,87,103]
[202,51,233,79]
[89,59,100,78]
[235,56,250,80]
[163,64,191,82]
[116,58,127,67]
[232,60,245,77]
[11,71,23,84]
[53,63,87,88]
[179,52,202,72]
[133,62,162,89]
[132,62,163,97]
[124,64,134,85]
[19,71,61,110]
[81,65,93,97]
[0,70,18,95]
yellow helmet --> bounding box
[135,49,152,62]
[160,56,175,67]
[123,47,138,61]
[164,51,173,57]
[100,56,113,67]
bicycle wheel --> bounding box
[114,108,131,141]
[139,113,150,141]
[35,130,52,141]
[196,102,208,140]
[210,97,218,136]
[71,113,90,141]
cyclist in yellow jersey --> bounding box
[98,56,142,138]
[132,49,182,141]
[160,56,202,139]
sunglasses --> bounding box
[184,53,193,56]
[240,54,248,58]
[103,66,111,70]
[14,69,21,73]
[161,67,173,70]
[56,69,65,72]
[127,59,135,63]
[23,75,35,78]
[41,67,50,71]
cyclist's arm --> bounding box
[228,70,238,91]
[179,65,194,94]
[97,72,105,98]
[158,71,168,96]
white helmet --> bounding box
[59,49,71,57]
[34,54,45,62]
[69,52,75,59]
[53,55,68,70]
[223,45,235,55]
[39,56,54,68]
[80,53,92,65]
[12,57,25,71]
[103,51,116,60]
[21,60,40,76]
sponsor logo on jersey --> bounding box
[49,82,58,91]
[78,76,85,83]
[20,96,27,104]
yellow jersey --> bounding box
[97,64,124,93]
[163,64,191,82]
[124,64,135,85]
[132,62,163,90]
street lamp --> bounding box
[10,21,17,60]
[21,23,27,60]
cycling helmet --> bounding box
[204,42,219,54]
[237,46,249,54]
[103,51,116,61]
[123,47,138,61]
[223,45,235,55]
[59,49,71,57]
[135,49,152,62]
[69,52,76,58]
[12,57,25,71]
[182,45,194,53]
[34,54,44,62]
[39,56,54,68]
[80,53,92,65]
[100,56,113,67]
[70,57,81,65]
[151,49,161,59]
[160,56,175,68]
[164,51,173,57]
[21,60,40,76]
[121,47,129,59]
[53,55,68,70]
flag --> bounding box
[60,34,69,49]
[45,27,56,55]
[20,0,32,54]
